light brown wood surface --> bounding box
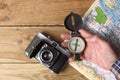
[0,0,94,25]
[0,0,94,80]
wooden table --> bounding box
[0,0,94,80]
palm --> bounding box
[84,35,117,70]
[61,29,117,70]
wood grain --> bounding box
[0,0,95,80]
[0,27,69,63]
[0,27,87,79]
[0,64,87,80]
[0,0,94,25]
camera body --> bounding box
[25,33,71,74]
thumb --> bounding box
[80,54,85,60]
[69,57,75,62]
[79,29,93,38]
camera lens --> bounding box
[40,50,53,62]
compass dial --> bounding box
[68,37,85,54]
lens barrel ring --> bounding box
[40,50,53,63]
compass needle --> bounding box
[64,12,85,60]
[68,37,85,53]
[74,39,79,51]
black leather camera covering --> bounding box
[50,53,69,74]
[25,33,71,74]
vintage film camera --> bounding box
[25,33,71,74]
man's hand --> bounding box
[61,29,118,70]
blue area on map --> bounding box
[83,0,120,54]
[100,0,120,28]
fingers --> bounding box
[69,57,75,62]
[69,54,86,62]
[80,55,85,59]
[79,29,93,38]
[61,29,93,39]
[61,34,70,47]
[61,41,68,47]
[85,36,95,42]
[85,35,106,44]
[60,34,70,40]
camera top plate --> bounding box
[25,33,71,58]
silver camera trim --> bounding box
[37,33,71,57]
[25,33,72,73]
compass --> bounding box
[68,37,85,54]
[64,12,85,56]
